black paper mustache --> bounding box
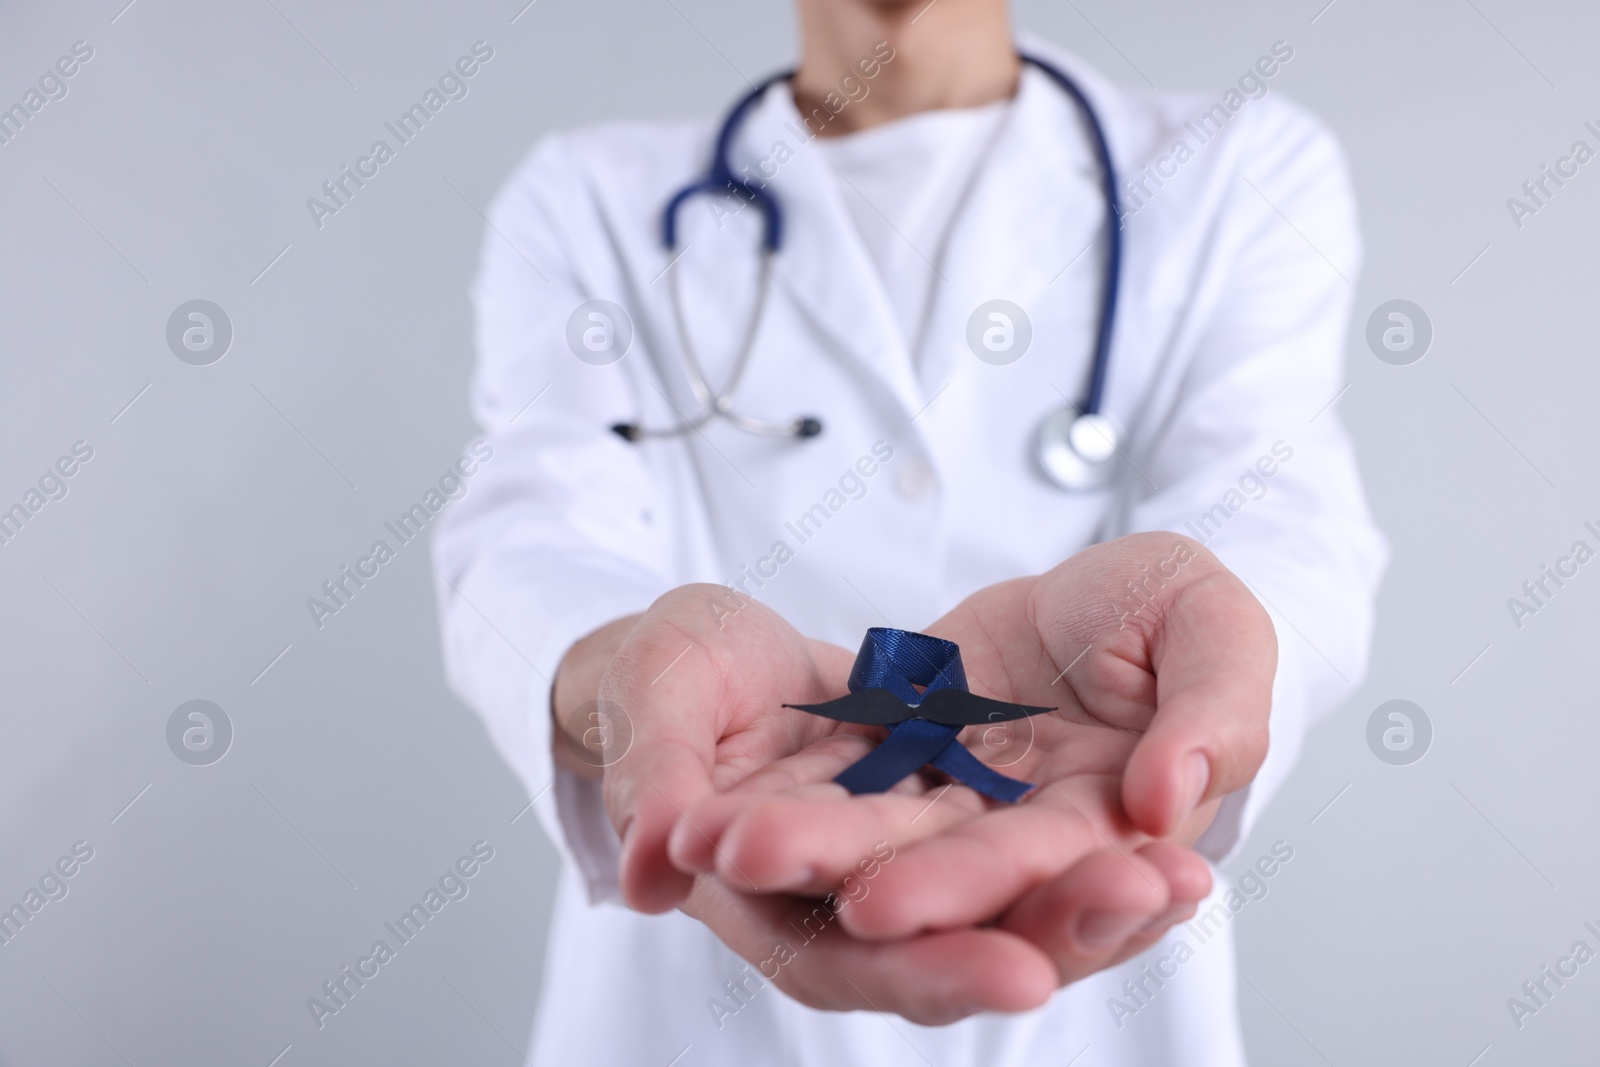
[787,688,1055,727]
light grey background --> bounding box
[1,0,1596,1064]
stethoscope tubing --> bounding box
[626,53,1120,461]
[1016,53,1121,417]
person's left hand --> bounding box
[669,532,1276,988]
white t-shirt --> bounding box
[815,100,1012,354]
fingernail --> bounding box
[1138,902,1197,936]
[1183,751,1211,815]
[1074,910,1146,950]
[767,867,817,892]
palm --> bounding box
[920,570,1183,841]
[673,585,1166,932]
[639,590,1113,1021]
[610,537,1272,1009]
[936,580,1147,784]
[597,586,871,911]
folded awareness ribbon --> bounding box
[787,627,1054,803]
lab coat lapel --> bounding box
[919,61,1108,394]
[731,87,928,420]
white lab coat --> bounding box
[433,35,1385,1067]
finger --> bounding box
[714,781,987,892]
[997,845,1170,984]
[1122,565,1276,838]
[1001,841,1210,982]
[1136,839,1213,909]
[674,733,988,891]
[1041,840,1212,966]
[682,877,1057,1025]
[614,732,715,913]
[835,776,1126,940]
[666,732,878,878]
[801,926,1058,1024]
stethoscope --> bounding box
[613,53,1123,492]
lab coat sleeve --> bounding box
[432,133,673,904]
[1117,100,1387,863]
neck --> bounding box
[792,0,1019,136]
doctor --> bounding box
[434,0,1386,1063]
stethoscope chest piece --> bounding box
[1036,410,1119,490]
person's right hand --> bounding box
[583,584,861,913]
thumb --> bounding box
[1122,568,1276,838]
[614,735,715,913]
[601,627,722,914]
[600,585,849,911]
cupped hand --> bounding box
[585,583,893,914]
[674,532,1276,983]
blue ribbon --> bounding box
[827,628,1037,803]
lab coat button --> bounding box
[895,461,938,501]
